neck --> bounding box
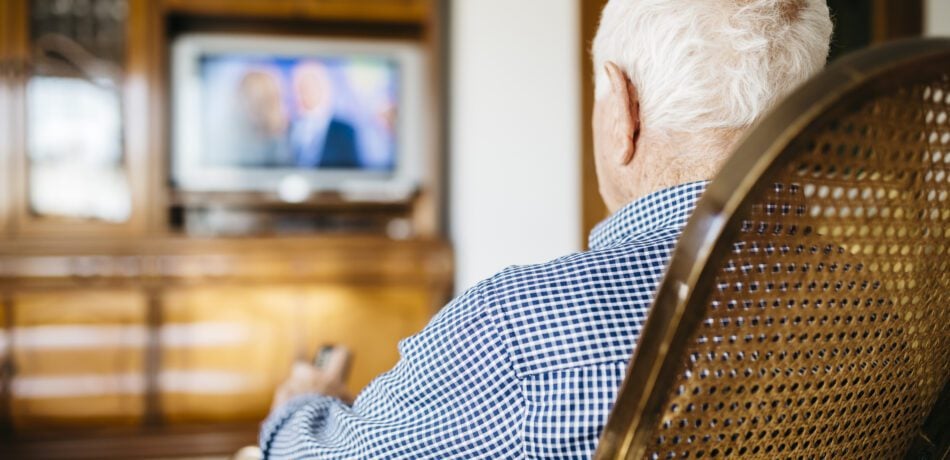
[622,128,742,206]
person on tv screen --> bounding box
[230,69,291,167]
[289,62,361,169]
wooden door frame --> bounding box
[579,0,608,249]
[0,0,10,236]
[872,0,923,42]
[4,0,29,240]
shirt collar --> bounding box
[588,180,710,250]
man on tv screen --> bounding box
[289,62,361,169]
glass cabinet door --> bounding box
[11,0,147,235]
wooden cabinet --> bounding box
[0,236,452,457]
[0,0,449,458]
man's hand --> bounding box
[271,347,353,411]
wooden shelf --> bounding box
[0,235,453,287]
[162,0,433,24]
[170,189,418,211]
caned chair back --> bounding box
[596,39,950,459]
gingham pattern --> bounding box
[260,181,709,459]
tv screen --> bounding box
[200,55,398,170]
[172,35,427,199]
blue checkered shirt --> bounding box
[260,181,709,459]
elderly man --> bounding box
[260,1,833,458]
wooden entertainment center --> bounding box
[0,1,450,458]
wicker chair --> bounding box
[595,38,950,459]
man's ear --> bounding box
[604,61,640,165]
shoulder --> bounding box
[482,240,677,377]
[328,117,356,135]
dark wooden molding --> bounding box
[0,0,9,238]
[143,289,165,428]
[579,0,609,249]
[0,293,13,437]
[161,0,432,24]
[1,423,259,460]
[872,0,923,43]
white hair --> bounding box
[593,0,832,133]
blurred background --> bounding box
[0,1,946,458]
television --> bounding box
[171,34,428,202]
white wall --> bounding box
[926,0,950,36]
[449,0,582,292]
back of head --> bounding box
[593,0,833,134]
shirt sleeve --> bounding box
[259,281,525,459]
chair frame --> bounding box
[594,38,950,459]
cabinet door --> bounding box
[10,0,149,238]
[159,287,299,423]
[159,284,431,423]
[10,290,148,429]
[296,285,431,396]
